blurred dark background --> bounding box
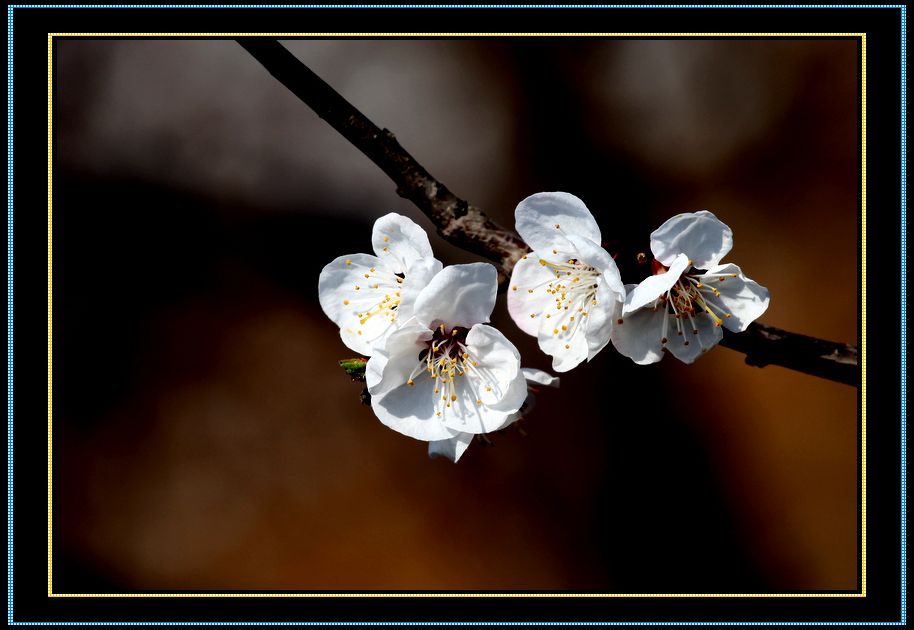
[53,38,857,591]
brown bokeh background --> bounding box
[53,38,858,591]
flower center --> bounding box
[404,324,495,418]
[653,268,737,347]
[538,257,602,313]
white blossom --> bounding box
[507,192,625,372]
[365,263,528,453]
[612,210,770,364]
[318,213,442,356]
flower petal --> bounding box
[397,257,443,321]
[488,371,530,430]
[413,263,497,329]
[537,305,590,373]
[371,212,434,274]
[428,432,474,462]
[650,210,733,269]
[367,325,458,441]
[665,308,724,363]
[465,324,524,409]
[515,192,601,252]
[365,324,433,397]
[611,291,668,365]
[520,367,560,388]
[507,254,559,336]
[318,253,401,355]
[696,263,770,332]
[583,277,624,361]
[564,234,612,272]
[623,253,690,314]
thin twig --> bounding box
[238,38,858,387]
[236,38,529,280]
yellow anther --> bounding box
[357,331,362,335]
[407,379,415,387]
[476,399,482,405]
[354,285,360,290]
[383,235,390,242]
[530,313,537,318]
[485,386,492,392]
[512,286,518,291]
[383,246,389,252]
[552,249,557,254]
[564,344,570,349]
[545,314,551,319]
[343,299,349,305]
[522,255,528,260]
[450,394,457,402]
[345,259,352,265]
[554,223,561,229]
[364,273,370,278]
[553,328,559,335]
[528,289,534,293]
[561,325,568,331]
[539,259,547,266]
[436,412,441,417]
[451,329,459,336]
[369,267,376,273]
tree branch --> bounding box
[238,38,858,387]
[718,322,857,386]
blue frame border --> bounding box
[7,3,906,626]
